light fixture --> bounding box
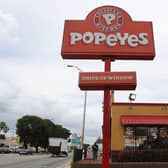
[129,93,136,102]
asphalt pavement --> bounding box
[0,153,72,168]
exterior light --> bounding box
[129,93,136,102]
[67,65,82,72]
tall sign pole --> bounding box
[61,5,155,168]
[103,58,111,167]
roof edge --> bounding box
[112,102,168,106]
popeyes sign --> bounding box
[61,6,155,60]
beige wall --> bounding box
[111,103,168,151]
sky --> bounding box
[0,0,168,144]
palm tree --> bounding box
[0,122,9,134]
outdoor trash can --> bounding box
[73,149,82,162]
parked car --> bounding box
[19,148,33,155]
[9,147,17,153]
[15,147,25,153]
[0,147,11,154]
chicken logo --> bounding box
[94,7,123,32]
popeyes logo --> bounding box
[61,6,155,60]
[70,32,148,48]
[94,7,123,32]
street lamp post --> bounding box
[67,64,87,149]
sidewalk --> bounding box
[57,161,71,168]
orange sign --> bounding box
[79,72,136,90]
[61,6,155,60]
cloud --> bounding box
[0,10,18,43]
[0,59,103,142]
[1,0,168,144]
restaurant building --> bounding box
[111,102,168,152]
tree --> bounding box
[0,121,9,134]
[16,115,71,152]
[53,124,71,138]
[41,119,71,149]
[41,119,56,149]
[16,115,45,152]
[0,134,5,140]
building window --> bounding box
[124,126,168,149]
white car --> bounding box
[19,148,33,155]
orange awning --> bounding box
[121,115,168,125]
